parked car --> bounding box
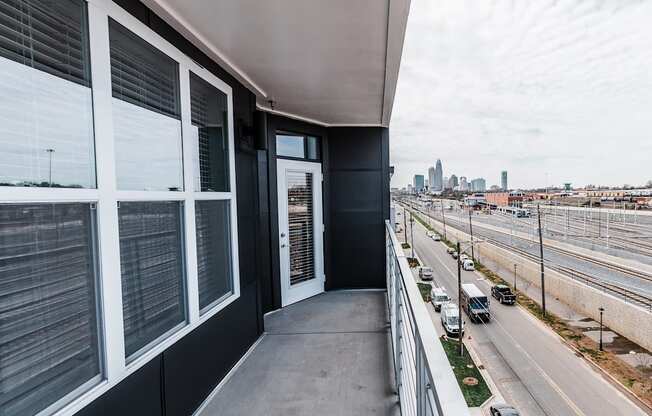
[462,259,475,271]
[491,284,516,305]
[426,231,434,238]
[446,247,455,255]
[490,403,520,415]
[451,251,458,259]
[459,253,469,261]
[431,233,441,241]
[418,266,433,281]
[441,303,463,337]
[431,287,450,312]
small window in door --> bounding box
[276,132,320,160]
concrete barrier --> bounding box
[418,209,652,352]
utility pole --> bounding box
[441,200,447,241]
[599,307,605,351]
[513,264,517,291]
[468,209,475,261]
[457,241,463,357]
[403,208,407,244]
[410,212,415,258]
[537,204,546,317]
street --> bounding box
[400,207,648,416]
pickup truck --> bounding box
[491,284,516,305]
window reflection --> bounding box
[190,73,229,192]
[0,0,95,188]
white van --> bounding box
[441,303,463,337]
[431,287,450,312]
[462,259,475,271]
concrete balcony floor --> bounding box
[198,290,400,416]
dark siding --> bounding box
[326,127,390,289]
[76,2,265,416]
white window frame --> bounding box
[0,1,241,415]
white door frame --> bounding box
[277,159,325,307]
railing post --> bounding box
[416,335,426,416]
[395,278,403,400]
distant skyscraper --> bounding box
[470,178,486,192]
[434,159,443,191]
[428,166,436,192]
[459,176,468,191]
[448,174,458,189]
[443,176,449,189]
[413,174,424,192]
[501,171,508,190]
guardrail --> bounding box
[385,220,470,416]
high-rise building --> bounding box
[442,176,449,189]
[470,178,486,192]
[448,174,458,189]
[501,171,508,190]
[413,175,424,192]
[459,176,468,191]
[428,166,436,192]
[434,159,443,191]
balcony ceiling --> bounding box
[140,0,410,126]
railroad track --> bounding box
[400,202,652,310]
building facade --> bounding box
[470,178,486,192]
[501,170,508,190]
[413,174,425,192]
[428,166,436,192]
[459,176,468,191]
[448,174,458,189]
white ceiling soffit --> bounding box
[140,0,410,127]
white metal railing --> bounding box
[386,220,470,416]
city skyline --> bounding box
[390,0,652,190]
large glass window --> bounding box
[0,0,96,188]
[109,20,183,191]
[0,203,102,416]
[276,133,320,160]
[195,200,233,312]
[118,201,186,360]
[190,72,229,192]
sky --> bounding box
[390,0,652,190]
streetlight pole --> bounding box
[441,200,447,241]
[410,212,415,258]
[513,264,517,292]
[537,204,547,317]
[457,241,463,357]
[45,148,55,187]
[468,209,475,261]
[599,307,605,351]
[403,208,407,244]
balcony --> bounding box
[195,223,469,416]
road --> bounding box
[399,207,648,416]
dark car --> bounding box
[491,284,516,305]
[490,403,520,415]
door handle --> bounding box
[281,243,287,248]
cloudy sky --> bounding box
[390,0,652,190]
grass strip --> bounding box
[440,338,492,407]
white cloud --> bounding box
[390,0,652,189]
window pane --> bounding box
[190,73,229,192]
[0,203,101,416]
[276,134,304,158]
[118,201,186,360]
[306,136,319,160]
[109,20,183,191]
[0,0,96,189]
[195,200,233,312]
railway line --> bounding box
[400,200,652,310]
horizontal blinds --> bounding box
[0,203,101,416]
[109,19,180,119]
[118,201,186,359]
[0,0,90,87]
[195,200,233,312]
[190,72,229,192]
[287,172,315,285]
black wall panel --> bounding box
[326,127,390,289]
[75,356,163,416]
